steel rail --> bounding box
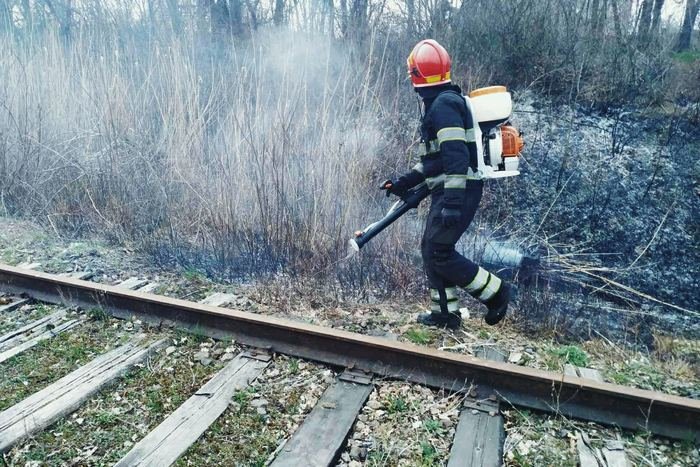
[1,264,698,442]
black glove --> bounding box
[440,207,461,228]
[379,179,409,198]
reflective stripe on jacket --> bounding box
[395,84,481,206]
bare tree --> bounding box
[229,0,243,36]
[650,0,665,35]
[637,0,665,45]
[637,0,654,40]
[324,0,334,36]
[348,0,367,41]
[245,0,258,31]
[273,0,284,26]
[676,0,700,51]
[611,0,624,42]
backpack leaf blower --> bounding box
[350,85,524,251]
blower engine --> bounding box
[349,85,524,252]
[465,86,524,179]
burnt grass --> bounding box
[479,99,700,343]
[142,101,699,345]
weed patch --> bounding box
[550,345,589,368]
[404,327,433,345]
[386,395,409,414]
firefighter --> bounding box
[382,39,511,329]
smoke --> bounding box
[0,26,411,284]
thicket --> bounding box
[0,1,698,318]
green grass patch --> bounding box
[0,322,127,411]
[607,361,667,391]
[287,358,300,374]
[386,395,409,413]
[423,418,444,434]
[182,268,207,283]
[420,440,439,465]
[232,387,256,407]
[95,410,118,428]
[549,345,589,368]
[88,307,109,321]
[673,50,700,64]
[404,327,433,345]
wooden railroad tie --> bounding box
[138,282,161,294]
[269,369,373,467]
[0,310,83,364]
[0,297,30,313]
[566,365,631,467]
[447,345,506,467]
[116,277,150,290]
[59,271,95,281]
[115,351,270,467]
[0,338,165,453]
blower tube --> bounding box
[349,183,429,251]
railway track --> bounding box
[1,263,698,466]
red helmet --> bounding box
[407,39,451,88]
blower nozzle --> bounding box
[350,183,429,251]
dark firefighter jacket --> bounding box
[397,84,480,208]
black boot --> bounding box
[417,311,462,329]
[484,281,510,325]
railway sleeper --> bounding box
[0,264,698,445]
[0,337,165,453]
[114,351,271,467]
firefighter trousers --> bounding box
[421,180,483,313]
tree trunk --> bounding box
[590,0,601,35]
[245,0,258,31]
[147,0,157,40]
[327,0,335,37]
[611,0,623,42]
[650,0,664,36]
[339,0,347,37]
[229,0,243,36]
[405,0,416,37]
[273,0,284,26]
[637,0,653,43]
[62,0,72,39]
[349,0,367,41]
[211,0,230,36]
[676,0,700,51]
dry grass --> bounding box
[0,29,419,292]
